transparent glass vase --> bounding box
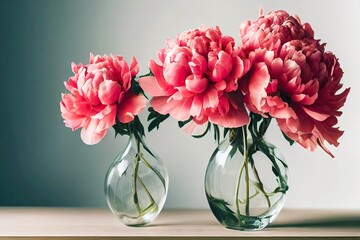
[105,134,168,226]
[205,127,289,231]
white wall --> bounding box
[1,0,359,209]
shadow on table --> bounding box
[270,216,360,228]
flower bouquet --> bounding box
[60,9,349,230]
[138,9,350,230]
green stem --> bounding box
[132,135,164,217]
[242,126,250,216]
[137,175,156,203]
[139,154,166,189]
[133,137,141,214]
[250,159,271,208]
[235,152,246,217]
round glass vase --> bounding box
[205,127,289,231]
[104,134,168,226]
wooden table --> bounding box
[0,208,359,239]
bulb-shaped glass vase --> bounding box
[105,134,168,226]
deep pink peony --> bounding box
[240,10,317,57]
[60,54,147,145]
[139,26,251,130]
[242,40,350,157]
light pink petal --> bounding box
[151,97,192,121]
[189,95,203,117]
[130,56,139,77]
[80,118,107,145]
[98,80,121,105]
[117,92,147,123]
[169,97,193,121]
[248,63,270,111]
[177,86,194,97]
[169,91,183,101]
[208,103,249,128]
[139,76,172,97]
[302,106,330,122]
[120,62,131,91]
[163,62,187,87]
[96,105,117,132]
[149,60,174,91]
[60,103,86,130]
[81,78,101,105]
[203,87,219,109]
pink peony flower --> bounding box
[240,10,317,57]
[242,40,350,157]
[60,54,146,145]
[139,26,250,130]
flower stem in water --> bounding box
[242,126,250,216]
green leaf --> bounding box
[147,107,170,132]
[130,77,145,96]
[272,166,280,177]
[281,131,295,146]
[257,141,289,194]
[132,116,145,137]
[192,122,210,138]
[178,117,193,128]
[213,124,220,144]
[138,69,154,78]
[113,120,129,136]
[223,128,230,138]
[206,194,239,226]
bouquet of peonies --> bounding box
[139,9,350,157]
[60,8,350,230]
[60,10,349,157]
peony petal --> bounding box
[302,106,330,122]
[189,95,203,117]
[248,63,270,111]
[211,51,233,82]
[151,97,192,121]
[215,80,226,91]
[208,103,249,128]
[95,105,117,133]
[80,118,107,145]
[203,87,219,109]
[98,80,121,105]
[148,60,174,92]
[117,92,147,123]
[163,62,187,87]
[139,76,173,97]
[130,56,139,77]
[185,77,208,93]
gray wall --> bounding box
[1,0,359,209]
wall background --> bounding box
[1,0,359,209]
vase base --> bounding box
[117,211,158,226]
[224,216,270,231]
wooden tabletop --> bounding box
[0,208,359,239]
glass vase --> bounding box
[205,127,289,231]
[104,134,168,226]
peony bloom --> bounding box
[240,10,317,57]
[60,54,146,145]
[242,40,350,157]
[139,26,250,130]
